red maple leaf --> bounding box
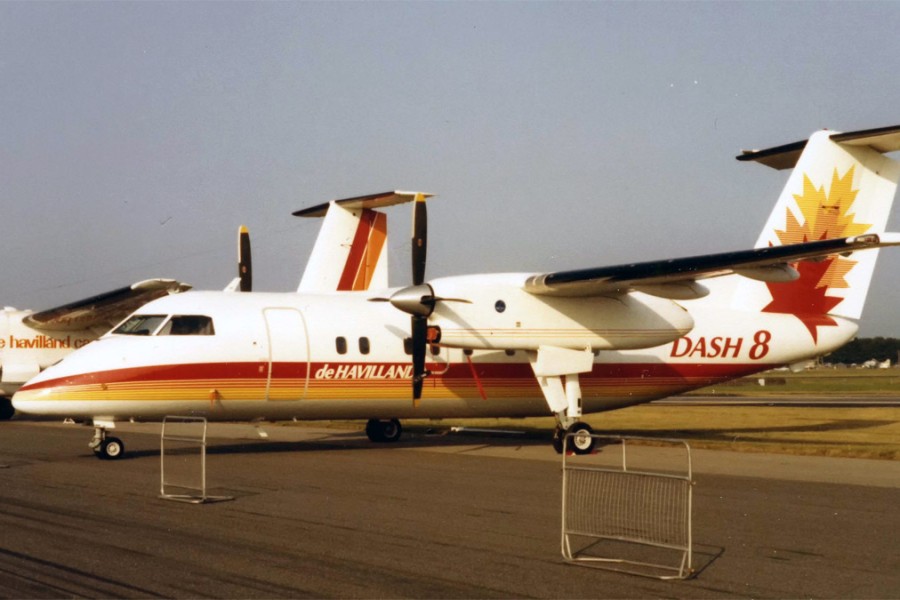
[762,258,842,343]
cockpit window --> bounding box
[113,315,168,336]
[157,315,215,336]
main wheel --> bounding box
[552,428,565,454]
[365,419,402,443]
[567,422,595,455]
[99,437,125,460]
[380,419,402,443]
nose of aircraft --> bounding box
[12,361,67,416]
[11,338,113,418]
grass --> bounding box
[687,368,900,396]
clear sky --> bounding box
[1,1,898,336]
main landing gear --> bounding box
[89,425,125,460]
[365,419,403,443]
[528,346,598,455]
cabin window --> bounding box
[430,345,440,356]
[113,315,168,336]
[359,337,370,355]
[336,337,348,354]
[403,338,413,355]
[157,315,215,336]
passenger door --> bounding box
[263,308,309,401]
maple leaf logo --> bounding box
[761,167,870,342]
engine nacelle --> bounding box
[428,274,694,351]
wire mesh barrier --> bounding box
[160,416,233,504]
[561,434,693,579]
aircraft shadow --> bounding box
[77,416,892,461]
[94,428,556,461]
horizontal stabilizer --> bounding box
[523,234,899,298]
[293,190,434,218]
[23,279,191,332]
[737,124,900,170]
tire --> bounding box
[380,419,402,443]
[552,429,565,454]
[100,437,125,460]
[0,398,14,421]
[567,422,595,455]
[365,419,385,443]
[365,419,402,443]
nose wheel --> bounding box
[89,426,126,460]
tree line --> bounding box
[824,337,900,364]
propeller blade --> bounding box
[412,194,427,286]
[411,314,428,405]
[431,296,472,304]
[238,225,252,292]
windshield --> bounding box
[112,314,215,336]
[113,315,167,336]
[157,315,215,336]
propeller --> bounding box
[369,194,468,405]
[238,225,252,292]
[410,194,429,402]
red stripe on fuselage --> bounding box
[20,360,768,393]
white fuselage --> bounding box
[12,274,857,422]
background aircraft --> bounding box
[0,279,190,419]
[13,125,900,459]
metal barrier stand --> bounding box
[160,416,233,504]
[561,434,693,580]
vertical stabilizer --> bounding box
[731,126,900,334]
[294,191,433,293]
[298,203,388,292]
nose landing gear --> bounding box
[89,425,126,460]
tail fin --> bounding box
[293,191,432,293]
[732,125,900,332]
[296,203,388,293]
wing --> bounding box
[22,279,192,332]
[523,234,900,299]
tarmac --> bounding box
[0,418,898,598]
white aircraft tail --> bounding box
[728,125,900,329]
[293,191,433,293]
